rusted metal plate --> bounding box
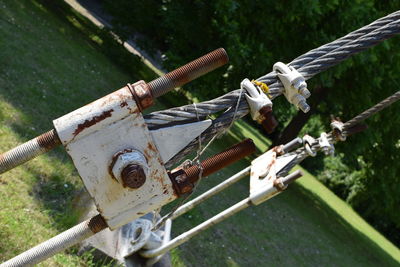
[53,86,176,230]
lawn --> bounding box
[0,0,399,266]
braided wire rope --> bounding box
[277,90,400,176]
[144,11,400,167]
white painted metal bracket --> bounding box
[53,87,176,230]
[249,147,296,205]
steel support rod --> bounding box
[170,166,250,220]
[141,171,302,258]
[140,198,251,258]
[145,219,173,266]
[1,214,107,267]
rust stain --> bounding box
[147,142,157,153]
[73,109,114,137]
[120,101,128,108]
[36,129,61,150]
[88,214,108,233]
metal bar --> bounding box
[140,198,251,258]
[0,129,61,174]
[149,48,229,98]
[170,167,250,220]
[1,214,107,267]
[141,171,303,258]
[282,137,303,153]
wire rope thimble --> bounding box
[319,132,335,156]
[302,134,317,157]
[273,62,311,113]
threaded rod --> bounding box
[0,129,61,174]
[1,214,107,267]
[185,138,255,183]
[149,48,229,98]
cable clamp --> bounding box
[273,62,311,113]
[241,78,272,121]
[318,132,335,156]
[330,119,347,141]
[302,134,317,157]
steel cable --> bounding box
[277,90,400,176]
[150,11,400,166]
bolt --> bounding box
[121,164,146,189]
[280,170,303,186]
[149,48,229,98]
[299,87,311,99]
[282,137,303,153]
[169,139,256,195]
[298,99,310,113]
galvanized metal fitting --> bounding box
[169,139,256,196]
[303,134,317,157]
[319,132,335,156]
[241,78,278,133]
[273,62,311,113]
[111,149,149,189]
[331,119,346,141]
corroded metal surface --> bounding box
[128,81,153,111]
[53,86,176,230]
[121,164,147,189]
[169,139,255,195]
[0,129,61,174]
[149,48,229,98]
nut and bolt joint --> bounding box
[169,138,256,196]
[121,164,147,189]
[110,150,148,189]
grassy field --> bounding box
[0,0,399,266]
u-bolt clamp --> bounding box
[319,132,335,156]
[273,62,311,113]
[241,79,277,133]
[331,120,347,141]
[303,134,317,157]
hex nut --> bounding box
[111,150,148,189]
[121,164,146,189]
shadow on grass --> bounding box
[290,182,399,266]
[0,0,158,245]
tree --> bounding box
[103,0,400,245]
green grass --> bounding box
[0,0,399,266]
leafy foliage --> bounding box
[103,0,400,245]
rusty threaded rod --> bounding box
[2,214,107,266]
[185,138,255,183]
[0,129,61,174]
[149,48,229,98]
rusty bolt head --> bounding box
[121,164,146,189]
